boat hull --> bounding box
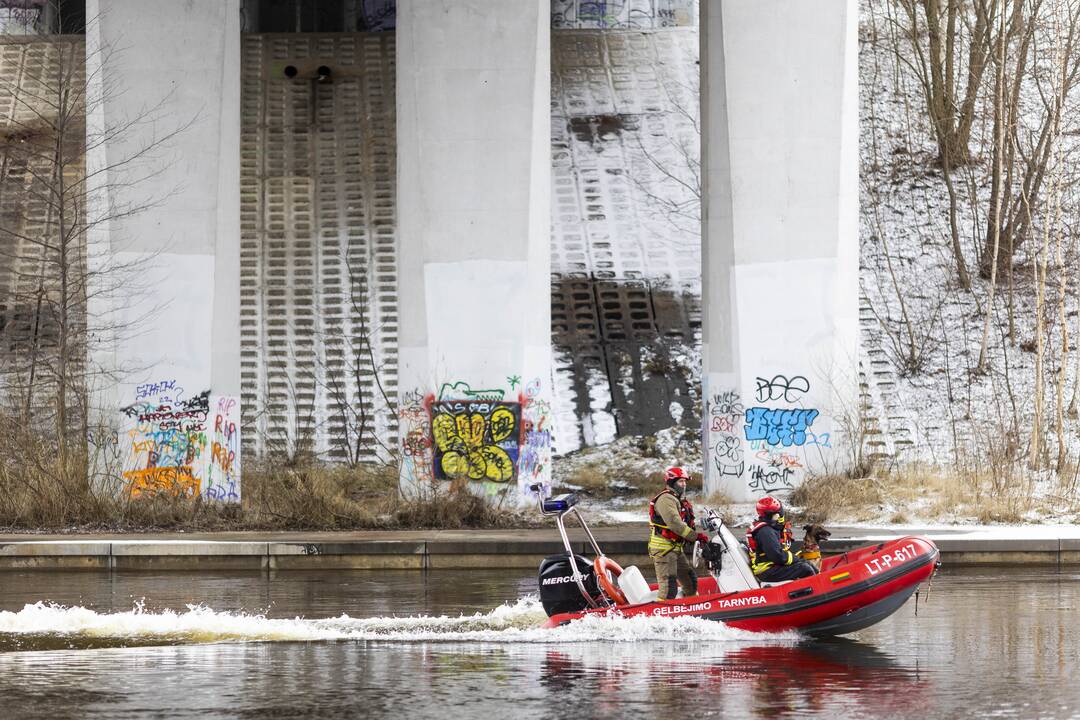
[543,535,939,636]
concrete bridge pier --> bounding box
[395,0,554,500]
[84,0,242,500]
[701,1,859,502]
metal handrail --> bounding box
[531,485,608,609]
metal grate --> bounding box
[240,34,397,462]
[552,275,697,451]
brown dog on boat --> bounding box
[797,523,831,571]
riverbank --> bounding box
[1,524,1078,570]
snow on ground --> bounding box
[859,0,1080,474]
[550,1,1080,526]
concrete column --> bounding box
[396,0,553,501]
[701,1,858,502]
[85,0,242,501]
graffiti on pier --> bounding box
[123,466,201,498]
[399,389,435,486]
[708,388,745,479]
[754,375,810,404]
[707,370,829,496]
[121,385,209,498]
[747,465,796,493]
[742,372,828,495]
[437,381,505,402]
[402,376,552,494]
[519,377,553,493]
[135,379,184,402]
[204,396,241,501]
[431,400,522,483]
[750,442,804,471]
[744,408,820,447]
[119,382,241,501]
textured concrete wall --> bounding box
[85,0,241,499]
[237,34,399,465]
[396,0,553,500]
[701,0,859,501]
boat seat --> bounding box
[617,565,658,605]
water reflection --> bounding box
[533,639,930,719]
[0,567,1075,719]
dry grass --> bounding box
[789,473,888,523]
[559,456,662,499]
[0,423,532,531]
[0,419,105,528]
[391,484,532,529]
[694,490,736,529]
[239,459,388,529]
[790,461,1076,524]
[697,490,735,516]
[213,460,535,530]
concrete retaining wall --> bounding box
[0,534,1076,570]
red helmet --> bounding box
[756,496,783,518]
[665,466,690,483]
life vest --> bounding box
[648,489,696,543]
[746,518,794,575]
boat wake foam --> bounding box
[0,598,799,646]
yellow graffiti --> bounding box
[122,466,201,498]
[432,410,516,482]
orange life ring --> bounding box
[593,556,628,606]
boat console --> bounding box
[695,507,760,591]
[540,493,578,514]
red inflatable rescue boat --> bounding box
[531,487,940,636]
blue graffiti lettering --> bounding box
[744,408,819,447]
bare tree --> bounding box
[981,0,1080,277]
[977,0,1012,370]
[0,4,192,522]
[897,0,997,168]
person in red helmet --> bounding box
[648,466,710,600]
[746,496,816,582]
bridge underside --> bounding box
[235,26,703,462]
[0,0,856,504]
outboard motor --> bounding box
[538,554,601,617]
[528,486,610,617]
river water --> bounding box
[0,565,1076,719]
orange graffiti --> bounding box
[122,466,201,498]
[211,442,235,474]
